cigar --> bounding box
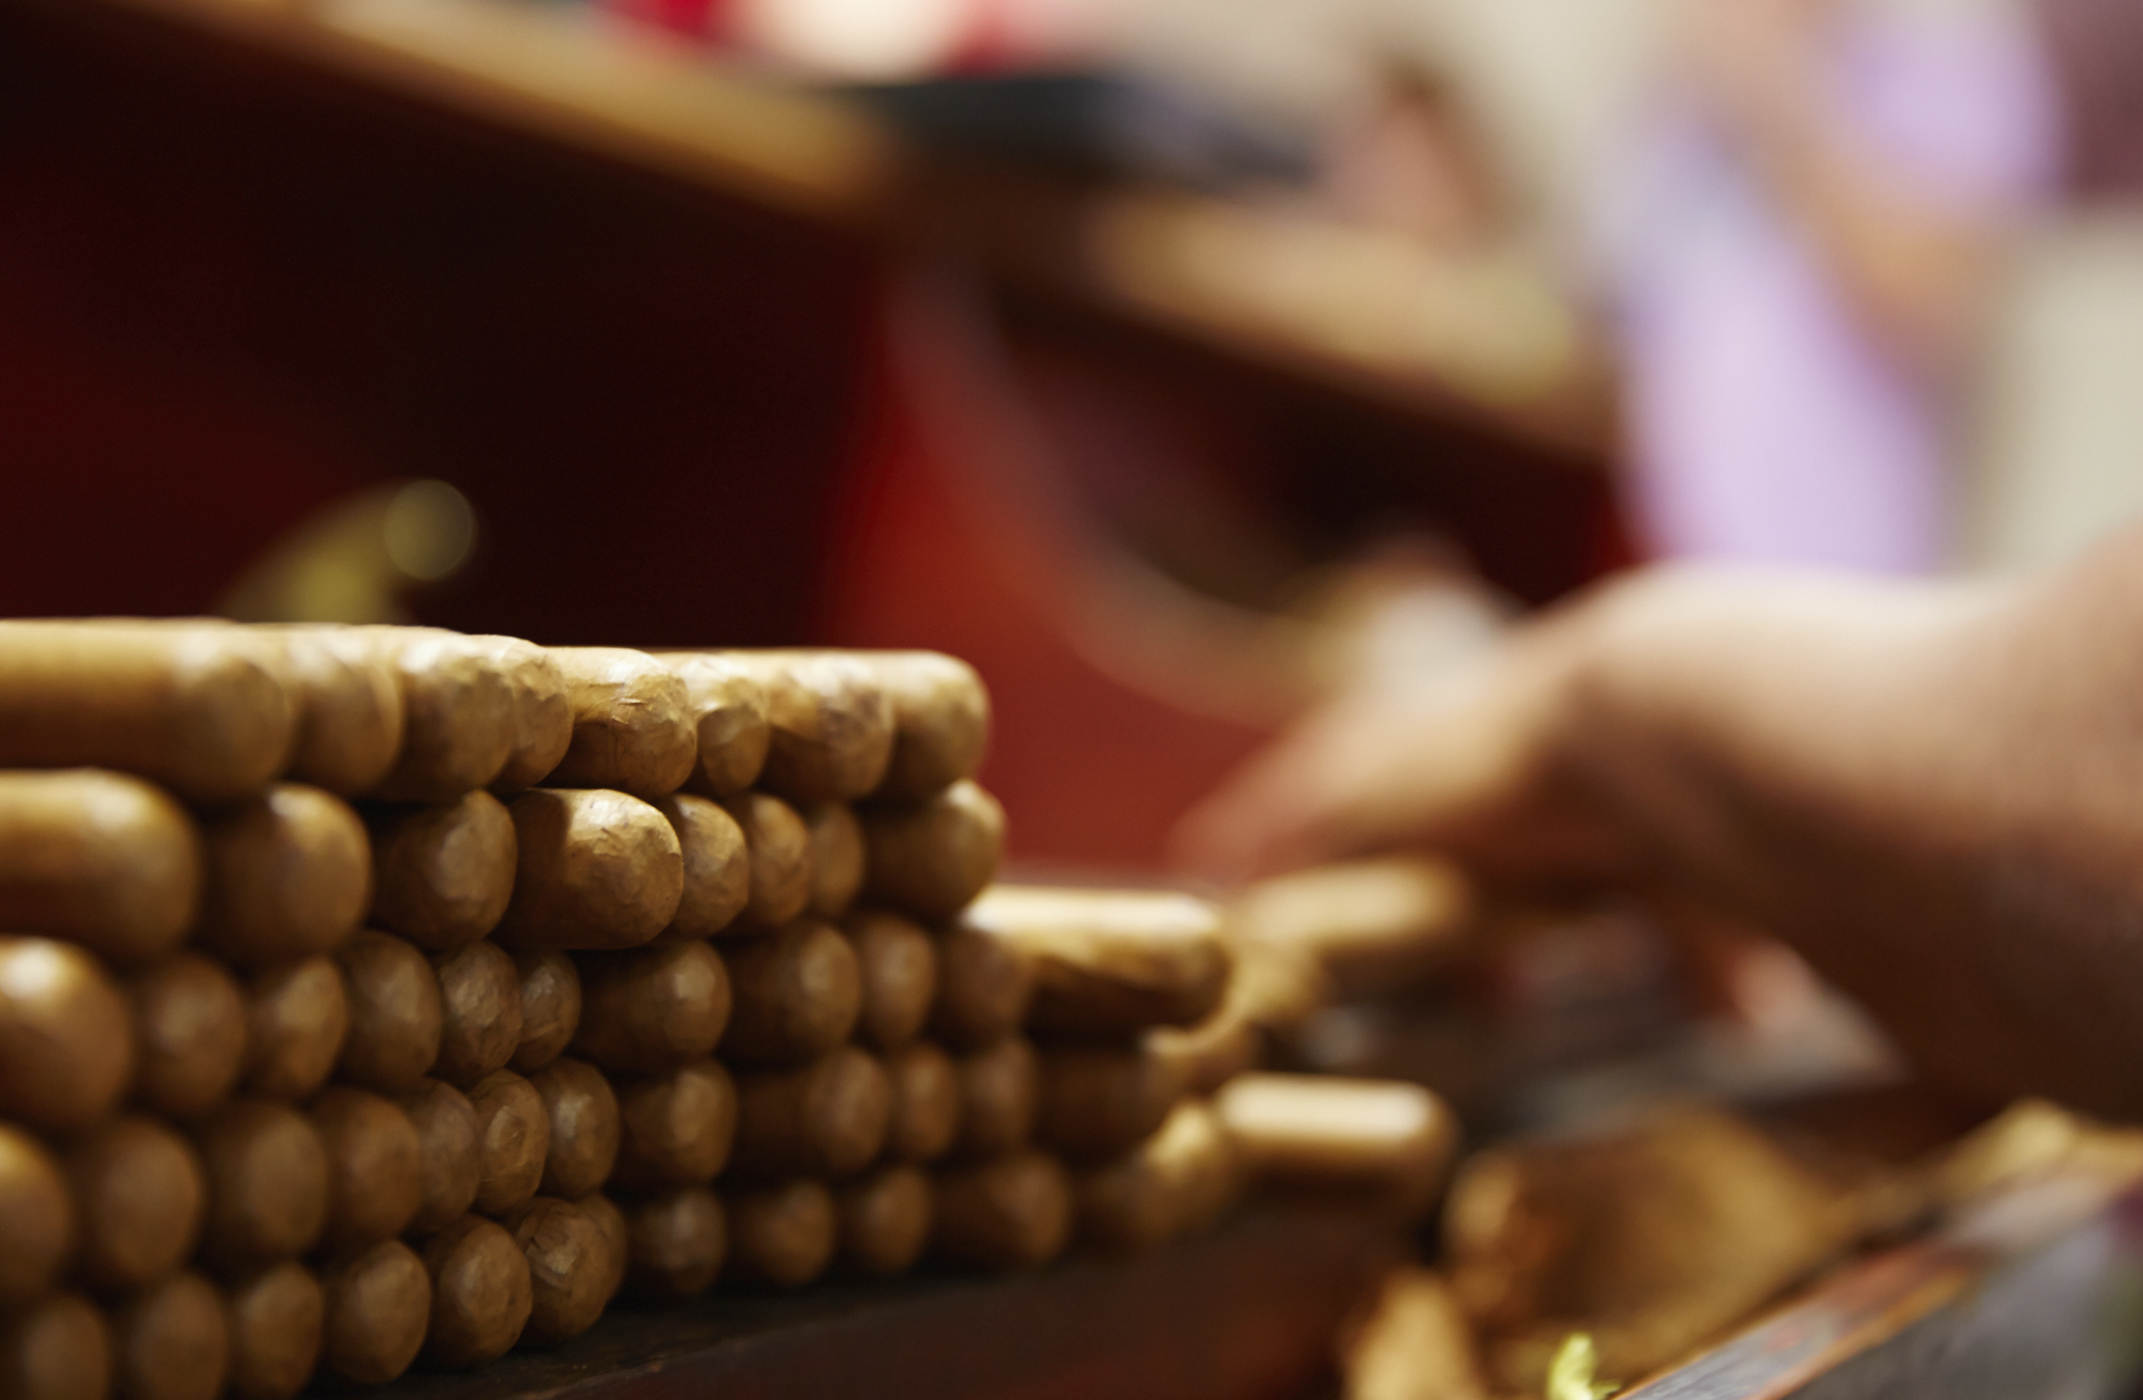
[570,941,731,1074]
[128,953,246,1121]
[1074,1100,1241,1250]
[335,930,444,1093]
[1146,1000,1260,1099]
[366,791,518,952]
[649,794,749,939]
[929,920,1036,1050]
[660,653,769,798]
[541,648,699,798]
[1213,1074,1455,1216]
[194,1101,328,1268]
[0,936,134,1134]
[953,1037,1038,1157]
[0,769,201,964]
[725,1179,836,1288]
[465,1070,549,1217]
[731,1046,891,1179]
[0,1124,73,1307]
[0,620,293,801]
[858,652,990,801]
[528,1057,620,1200]
[67,1116,207,1294]
[463,635,572,793]
[1,1292,112,1400]
[311,1087,424,1255]
[843,909,937,1052]
[717,920,861,1065]
[398,1078,482,1236]
[859,781,1004,922]
[724,653,896,804]
[195,784,371,968]
[837,1164,931,1278]
[610,1059,738,1190]
[222,1262,322,1400]
[266,627,405,797]
[110,1271,229,1400]
[239,955,347,1102]
[960,886,1229,1035]
[883,1041,960,1164]
[501,1197,610,1346]
[317,1239,430,1385]
[491,789,683,952]
[803,803,864,920]
[432,941,524,1087]
[623,1186,727,1298]
[931,1150,1072,1271]
[508,951,580,1074]
[1340,1268,1489,1400]
[357,627,517,802]
[575,1192,630,1303]
[1228,856,1474,998]
[1035,1041,1191,1159]
[419,1215,532,1368]
[717,792,810,930]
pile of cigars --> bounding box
[0,621,1448,1400]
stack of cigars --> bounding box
[0,621,1453,1400]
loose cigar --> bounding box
[527,1057,620,1200]
[222,1262,322,1400]
[491,789,683,952]
[1075,1100,1241,1250]
[859,781,1004,922]
[931,1150,1072,1271]
[0,1125,74,1307]
[717,920,861,1065]
[501,1197,609,1346]
[574,1192,630,1303]
[727,653,896,804]
[717,792,810,930]
[838,1164,931,1278]
[335,930,444,1093]
[1,1292,112,1400]
[196,785,371,968]
[570,942,730,1074]
[268,628,404,797]
[843,909,937,1052]
[194,1101,328,1268]
[0,936,134,1134]
[1147,1000,1260,1098]
[310,1087,423,1255]
[661,654,769,797]
[1035,1041,1191,1159]
[725,1180,836,1288]
[650,794,749,939]
[110,1271,228,1400]
[623,1186,726,1298]
[865,652,989,802]
[0,621,293,801]
[508,952,580,1074]
[731,1046,891,1179]
[610,1059,737,1190]
[366,792,518,951]
[1228,857,1474,999]
[953,1037,1038,1157]
[961,886,1229,1035]
[432,941,523,1086]
[1213,1074,1456,1216]
[398,1078,482,1236]
[0,769,201,964]
[127,953,246,1121]
[239,956,346,1102]
[883,1041,960,1164]
[68,1117,207,1294]
[541,648,698,797]
[1340,1268,1490,1400]
[359,628,517,802]
[316,1239,429,1385]
[803,803,864,920]
[929,920,1035,1050]
[463,636,572,793]
[465,1070,549,1216]
[419,1215,531,1368]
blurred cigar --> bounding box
[222,1262,322,1400]
[68,1117,207,1294]
[1227,857,1474,999]
[1341,1268,1489,1400]
[838,1164,931,1278]
[931,1150,1072,1271]
[366,792,517,952]
[196,785,370,968]
[856,652,989,802]
[953,1037,1037,1157]
[610,1059,737,1191]
[0,1124,74,1307]
[731,1046,891,1179]
[128,953,246,1121]
[399,1078,482,1235]
[432,941,523,1087]
[576,1192,629,1303]
[110,1271,229,1400]
[466,1070,549,1217]
[501,1197,611,1346]
[803,803,865,920]
[420,1215,532,1368]
[717,792,810,930]
[2,1293,113,1400]
[317,1240,430,1385]
[929,920,1035,1050]
[336,930,444,1093]
[195,1101,328,1269]
[725,1179,836,1288]
[884,1041,960,1164]
[528,1057,620,1200]
[1215,1074,1455,1218]
[843,909,936,1052]
[264,627,404,797]
[658,653,770,798]
[0,936,134,1135]
[859,781,1004,922]
[623,1186,726,1298]
[239,955,346,1102]
[0,769,201,964]
[721,653,895,804]
[0,620,294,801]
[544,648,697,798]
[311,1087,423,1255]
[463,635,572,793]
[1147,1006,1259,1100]
[508,951,580,1074]
[718,920,861,1065]
[960,886,1229,1035]
[1075,1100,1241,1251]
[1036,1041,1191,1159]
[650,794,749,939]
[357,627,517,802]
[571,942,730,1074]
[492,789,683,952]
